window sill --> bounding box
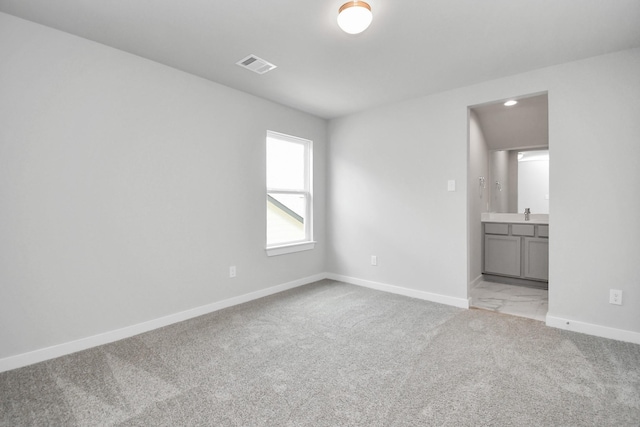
[266,241,316,257]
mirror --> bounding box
[489,149,549,213]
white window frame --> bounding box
[266,130,315,256]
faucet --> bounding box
[524,208,531,221]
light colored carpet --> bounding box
[1,279,639,426]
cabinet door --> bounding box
[484,235,521,277]
[523,238,549,281]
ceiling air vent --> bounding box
[236,54,277,75]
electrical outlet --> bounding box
[371,255,377,266]
[229,265,236,278]
[609,289,622,305]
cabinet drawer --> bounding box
[538,225,549,238]
[512,224,535,236]
[484,223,509,235]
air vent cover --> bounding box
[236,54,277,75]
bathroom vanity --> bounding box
[481,213,549,288]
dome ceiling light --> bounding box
[337,1,373,35]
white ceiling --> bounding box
[1,1,639,119]
[472,94,548,151]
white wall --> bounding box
[507,151,518,213]
[0,13,327,360]
[327,93,469,301]
[547,49,639,335]
[489,150,510,213]
[328,48,640,339]
[467,111,489,284]
[1,13,639,365]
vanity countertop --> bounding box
[481,213,549,225]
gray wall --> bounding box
[0,13,327,359]
[328,48,640,335]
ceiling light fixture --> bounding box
[337,1,372,35]
[504,100,518,106]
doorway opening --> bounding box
[467,92,549,321]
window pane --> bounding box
[267,193,306,245]
[267,137,305,190]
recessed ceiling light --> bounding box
[504,100,518,106]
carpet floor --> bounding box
[1,279,639,426]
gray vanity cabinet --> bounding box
[523,237,549,281]
[483,223,548,283]
[484,234,521,276]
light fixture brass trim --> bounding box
[339,1,371,15]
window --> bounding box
[266,131,314,256]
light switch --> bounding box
[447,180,456,192]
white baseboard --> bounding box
[546,315,640,345]
[7,274,636,373]
[0,273,326,373]
[326,273,469,309]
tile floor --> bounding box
[470,281,548,322]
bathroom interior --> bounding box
[468,93,549,321]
